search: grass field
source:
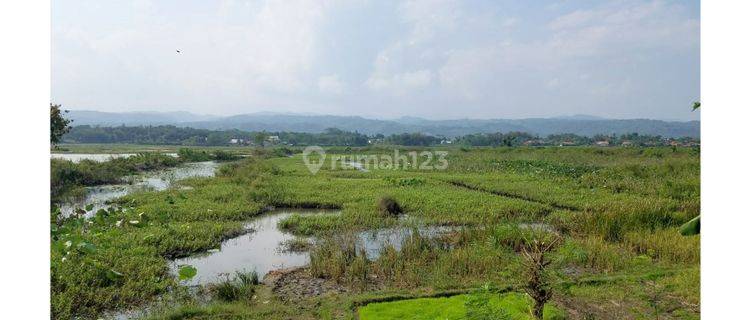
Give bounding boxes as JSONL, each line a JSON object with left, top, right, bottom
{"left": 50, "top": 145, "right": 700, "bottom": 319}
{"left": 359, "top": 292, "right": 565, "bottom": 320}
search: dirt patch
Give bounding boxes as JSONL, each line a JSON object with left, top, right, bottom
{"left": 263, "top": 267, "right": 349, "bottom": 301}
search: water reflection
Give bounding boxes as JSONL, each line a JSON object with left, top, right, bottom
{"left": 58, "top": 161, "right": 218, "bottom": 217}
{"left": 171, "top": 209, "right": 456, "bottom": 285}
{"left": 172, "top": 209, "right": 334, "bottom": 286}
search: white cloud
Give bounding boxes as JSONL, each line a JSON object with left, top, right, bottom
{"left": 546, "top": 1, "right": 699, "bottom": 58}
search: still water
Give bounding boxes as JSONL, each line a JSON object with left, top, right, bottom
{"left": 171, "top": 209, "right": 456, "bottom": 285}
{"left": 171, "top": 209, "right": 332, "bottom": 286}
{"left": 58, "top": 161, "right": 218, "bottom": 217}
{"left": 51, "top": 153, "right": 178, "bottom": 163}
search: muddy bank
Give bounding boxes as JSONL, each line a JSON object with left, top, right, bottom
{"left": 263, "top": 267, "right": 349, "bottom": 301}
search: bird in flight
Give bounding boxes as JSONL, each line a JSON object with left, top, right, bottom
{"left": 176, "top": 50, "right": 181, "bottom": 54}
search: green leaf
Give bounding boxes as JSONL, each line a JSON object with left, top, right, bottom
{"left": 85, "top": 204, "right": 94, "bottom": 211}
{"left": 680, "top": 215, "right": 700, "bottom": 236}
{"left": 178, "top": 265, "right": 197, "bottom": 281}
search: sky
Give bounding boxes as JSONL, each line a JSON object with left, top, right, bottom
{"left": 52, "top": 0, "right": 700, "bottom": 121}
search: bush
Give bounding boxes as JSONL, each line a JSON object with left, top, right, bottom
{"left": 377, "top": 195, "right": 403, "bottom": 216}
{"left": 178, "top": 148, "right": 213, "bottom": 162}
{"left": 212, "top": 150, "right": 241, "bottom": 161}
{"left": 210, "top": 271, "right": 258, "bottom": 302}
{"left": 50, "top": 153, "right": 181, "bottom": 200}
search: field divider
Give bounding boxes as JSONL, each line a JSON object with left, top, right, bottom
{"left": 437, "top": 179, "right": 580, "bottom": 212}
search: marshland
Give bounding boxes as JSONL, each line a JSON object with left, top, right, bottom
{"left": 50, "top": 144, "right": 700, "bottom": 319}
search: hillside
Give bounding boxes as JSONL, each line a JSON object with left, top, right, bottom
{"left": 67, "top": 110, "right": 700, "bottom": 138}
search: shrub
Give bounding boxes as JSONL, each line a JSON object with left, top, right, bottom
{"left": 178, "top": 148, "right": 213, "bottom": 162}
{"left": 377, "top": 195, "right": 403, "bottom": 216}
{"left": 212, "top": 150, "right": 241, "bottom": 161}
{"left": 210, "top": 271, "right": 257, "bottom": 302}
{"left": 310, "top": 234, "right": 359, "bottom": 282}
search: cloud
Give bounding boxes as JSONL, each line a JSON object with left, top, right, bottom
{"left": 53, "top": 0, "right": 336, "bottom": 110}
{"left": 52, "top": 0, "right": 700, "bottom": 120}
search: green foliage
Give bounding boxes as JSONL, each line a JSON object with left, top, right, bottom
{"left": 385, "top": 132, "right": 442, "bottom": 146}
{"left": 50, "top": 152, "right": 181, "bottom": 199}
{"left": 359, "top": 293, "right": 565, "bottom": 320}
{"left": 384, "top": 177, "right": 426, "bottom": 187}
{"left": 465, "top": 285, "right": 512, "bottom": 320}
{"left": 63, "top": 125, "right": 371, "bottom": 146}
{"left": 489, "top": 159, "right": 597, "bottom": 179}
{"left": 178, "top": 265, "right": 197, "bottom": 281}
{"left": 679, "top": 215, "right": 700, "bottom": 236}
{"left": 235, "top": 270, "right": 260, "bottom": 286}
{"left": 209, "top": 271, "right": 258, "bottom": 302}
{"left": 50, "top": 146, "right": 700, "bottom": 319}
{"left": 457, "top": 132, "right": 536, "bottom": 147}
{"left": 51, "top": 103, "right": 72, "bottom": 146}
{"left": 177, "top": 148, "right": 241, "bottom": 162}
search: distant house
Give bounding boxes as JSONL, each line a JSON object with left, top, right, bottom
{"left": 229, "top": 138, "right": 245, "bottom": 144}
{"left": 266, "top": 136, "right": 280, "bottom": 143}
{"left": 595, "top": 140, "right": 610, "bottom": 147}
{"left": 621, "top": 141, "right": 634, "bottom": 147}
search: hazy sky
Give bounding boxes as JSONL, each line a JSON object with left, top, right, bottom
{"left": 52, "top": 0, "right": 700, "bottom": 120}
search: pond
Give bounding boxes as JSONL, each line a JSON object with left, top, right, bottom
{"left": 356, "top": 225, "right": 456, "bottom": 260}
{"left": 58, "top": 161, "right": 219, "bottom": 217}
{"left": 51, "top": 153, "right": 178, "bottom": 163}
{"left": 171, "top": 209, "right": 332, "bottom": 286}
{"left": 171, "top": 209, "right": 457, "bottom": 285}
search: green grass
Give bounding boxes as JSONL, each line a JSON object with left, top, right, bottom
{"left": 358, "top": 292, "right": 565, "bottom": 320}
{"left": 50, "top": 146, "right": 700, "bottom": 319}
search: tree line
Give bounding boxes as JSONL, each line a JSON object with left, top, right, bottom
{"left": 61, "top": 124, "right": 698, "bottom": 147}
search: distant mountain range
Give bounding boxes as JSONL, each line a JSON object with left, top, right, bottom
{"left": 66, "top": 110, "right": 700, "bottom": 138}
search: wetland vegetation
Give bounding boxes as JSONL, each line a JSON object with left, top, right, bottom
{"left": 49, "top": 144, "right": 699, "bottom": 319}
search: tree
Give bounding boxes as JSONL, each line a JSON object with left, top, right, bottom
{"left": 521, "top": 237, "right": 559, "bottom": 320}
{"left": 50, "top": 103, "right": 72, "bottom": 147}
{"left": 253, "top": 132, "right": 268, "bottom": 147}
